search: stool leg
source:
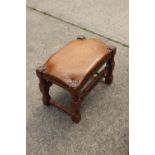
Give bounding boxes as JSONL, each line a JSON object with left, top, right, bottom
{"left": 105, "top": 46, "right": 116, "bottom": 84}
{"left": 70, "top": 93, "right": 81, "bottom": 123}
{"left": 36, "top": 69, "right": 52, "bottom": 106}
{"left": 39, "top": 80, "right": 52, "bottom": 106}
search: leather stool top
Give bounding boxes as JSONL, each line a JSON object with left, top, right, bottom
{"left": 44, "top": 38, "right": 109, "bottom": 88}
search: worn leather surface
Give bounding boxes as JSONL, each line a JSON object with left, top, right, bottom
{"left": 44, "top": 38, "right": 109, "bottom": 88}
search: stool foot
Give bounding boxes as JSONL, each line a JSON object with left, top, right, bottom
{"left": 71, "top": 114, "right": 81, "bottom": 123}
{"left": 105, "top": 75, "right": 113, "bottom": 84}
{"left": 42, "top": 98, "right": 51, "bottom": 106}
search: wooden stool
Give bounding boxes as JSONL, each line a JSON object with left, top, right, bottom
{"left": 36, "top": 37, "right": 116, "bottom": 123}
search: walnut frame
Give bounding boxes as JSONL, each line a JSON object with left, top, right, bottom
{"left": 36, "top": 45, "right": 116, "bottom": 123}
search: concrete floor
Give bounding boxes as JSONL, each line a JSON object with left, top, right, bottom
{"left": 26, "top": 1, "right": 128, "bottom": 155}
{"left": 27, "top": 0, "right": 128, "bottom": 45}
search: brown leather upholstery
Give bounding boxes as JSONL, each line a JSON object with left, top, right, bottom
{"left": 44, "top": 38, "right": 109, "bottom": 88}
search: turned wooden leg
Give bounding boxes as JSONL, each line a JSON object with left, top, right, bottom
{"left": 105, "top": 46, "right": 116, "bottom": 84}
{"left": 70, "top": 92, "right": 81, "bottom": 123}
{"left": 36, "top": 67, "right": 52, "bottom": 106}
